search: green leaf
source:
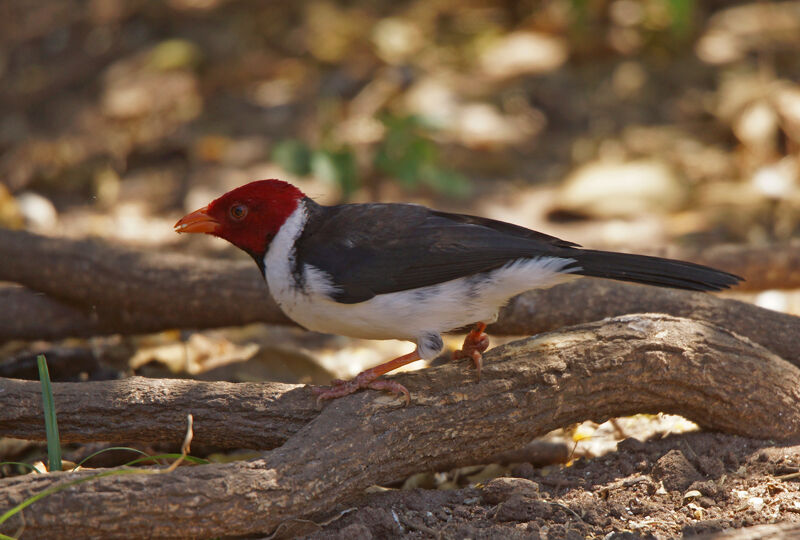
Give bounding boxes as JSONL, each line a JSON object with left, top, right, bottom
{"left": 311, "top": 149, "right": 359, "bottom": 199}
{"left": 667, "top": 0, "right": 694, "bottom": 39}
{"left": 272, "top": 139, "right": 312, "bottom": 176}
{"left": 375, "top": 114, "right": 470, "bottom": 195}
{"left": 375, "top": 117, "right": 437, "bottom": 188}
{"left": 37, "top": 355, "right": 61, "bottom": 473}
{"left": 422, "top": 167, "right": 472, "bottom": 198}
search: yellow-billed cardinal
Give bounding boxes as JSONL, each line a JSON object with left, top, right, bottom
{"left": 175, "top": 179, "right": 741, "bottom": 404}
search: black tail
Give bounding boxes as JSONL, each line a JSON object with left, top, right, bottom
{"left": 565, "top": 249, "right": 742, "bottom": 292}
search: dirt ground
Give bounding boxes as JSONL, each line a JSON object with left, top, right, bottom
{"left": 303, "top": 432, "right": 800, "bottom": 539}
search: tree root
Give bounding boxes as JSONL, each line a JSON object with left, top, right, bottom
{"left": 2, "top": 315, "right": 799, "bottom": 539}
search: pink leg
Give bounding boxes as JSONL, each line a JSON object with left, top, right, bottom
{"left": 452, "top": 322, "right": 490, "bottom": 380}
{"left": 311, "top": 349, "right": 421, "bottom": 406}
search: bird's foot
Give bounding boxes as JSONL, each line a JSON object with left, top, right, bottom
{"left": 453, "top": 322, "right": 489, "bottom": 380}
{"left": 312, "top": 371, "right": 410, "bottom": 407}
{"left": 311, "top": 349, "right": 421, "bottom": 407}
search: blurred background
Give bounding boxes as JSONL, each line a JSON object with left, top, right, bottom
{"left": 2, "top": 0, "right": 799, "bottom": 251}
{"left": 1, "top": 0, "right": 800, "bottom": 470}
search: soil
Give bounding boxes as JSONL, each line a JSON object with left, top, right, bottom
{"left": 302, "top": 432, "right": 800, "bottom": 539}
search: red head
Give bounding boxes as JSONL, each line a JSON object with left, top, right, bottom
{"left": 175, "top": 179, "right": 305, "bottom": 258}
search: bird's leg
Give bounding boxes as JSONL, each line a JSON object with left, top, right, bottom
{"left": 311, "top": 349, "right": 421, "bottom": 406}
{"left": 452, "top": 322, "right": 489, "bottom": 379}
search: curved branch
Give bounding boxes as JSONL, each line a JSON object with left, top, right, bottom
{"left": 495, "top": 278, "right": 800, "bottom": 367}
{"left": 2, "top": 315, "right": 799, "bottom": 539}
{"left": 2, "top": 230, "right": 800, "bottom": 369}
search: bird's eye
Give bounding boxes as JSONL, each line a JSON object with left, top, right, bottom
{"left": 229, "top": 204, "right": 248, "bottom": 221}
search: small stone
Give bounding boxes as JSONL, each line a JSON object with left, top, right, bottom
{"left": 652, "top": 450, "right": 703, "bottom": 492}
{"left": 482, "top": 477, "right": 540, "bottom": 504}
{"left": 683, "top": 490, "right": 702, "bottom": 501}
{"left": 696, "top": 456, "right": 726, "bottom": 478}
{"left": 510, "top": 462, "right": 535, "bottom": 479}
{"left": 494, "top": 494, "right": 552, "bottom": 522}
{"left": 697, "top": 496, "right": 716, "bottom": 508}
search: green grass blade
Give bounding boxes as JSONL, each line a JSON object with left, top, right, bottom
{"left": 73, "top": 447, "right": 152, "bottom": 471}
{"left": 123, "top": 453, "right": 209, "bottom": 467}
{"left": 73, "top": 448, "right": 209, "bottom": 471}
{"left": 36, "top": 355, "right": 61, "bottom": 472}
{"left": 0, "top": 414, "right": 200, "bottom": 531}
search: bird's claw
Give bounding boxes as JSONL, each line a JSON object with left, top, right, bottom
{"left": 453, "top": 323, "right": 489, "bottom": 380}
{"left": 312, "top": 372, "right": 410, "bottom": 407}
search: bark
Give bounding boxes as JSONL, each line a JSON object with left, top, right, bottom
{"left": 0, "top": 377, "right": 317, "bottom": 450}
{"left": 0, "top": 228, "right": 291, "bottom": 340}
{"left": 0, "top": 285, "right": 111, "bottom": 340}
{"left": 1, "top": 315, "right": 799, "bottom": 539}
{"left": 495, "top": 278, "right": 800, "bottom": 368}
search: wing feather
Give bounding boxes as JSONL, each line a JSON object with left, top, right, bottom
{"left": 296, "top": 202, "right": 567, "bottom": 303}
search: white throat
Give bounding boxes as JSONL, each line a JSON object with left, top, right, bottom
{"left": 263, "top": 202, "right": 308, "bottom": 310}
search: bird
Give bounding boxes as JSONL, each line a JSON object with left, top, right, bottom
{"left": 175, "top": 179, "right": 742, "bottom": 405}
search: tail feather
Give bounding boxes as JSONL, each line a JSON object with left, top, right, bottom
{"left": 565, "top": 250, "right": 742, "bottom": 292}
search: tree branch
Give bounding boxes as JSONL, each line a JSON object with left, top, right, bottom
{"left": 495, "top": 278, "right": 800, "bottom": 368}
{"left": 2, "top": 315, "right": 800, "bottom": 539}
{"left": 0, "top": 377, "right": 317, "bottom": 450}
{"left": 0, "top": 229, "right": 291, "bottom": 339}
{"left": 0, "top": 285, "right": 114, "bottom": 340}
{"left": 2, "top": 230, "right": 800, "bottom": 366}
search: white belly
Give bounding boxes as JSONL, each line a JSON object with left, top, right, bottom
{"left": 269, "top": 258, "right": 575, "bottom": 341}
{"left": 264, "top": 205, "right": 577, "bottom": 352}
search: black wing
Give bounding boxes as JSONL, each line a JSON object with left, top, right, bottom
{"left": 295, "top": 200, "right": 572, "bottom": 304}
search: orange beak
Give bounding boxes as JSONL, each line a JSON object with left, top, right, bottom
{"left": 174, "top": 206, "right": 220, "bottom": 234}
